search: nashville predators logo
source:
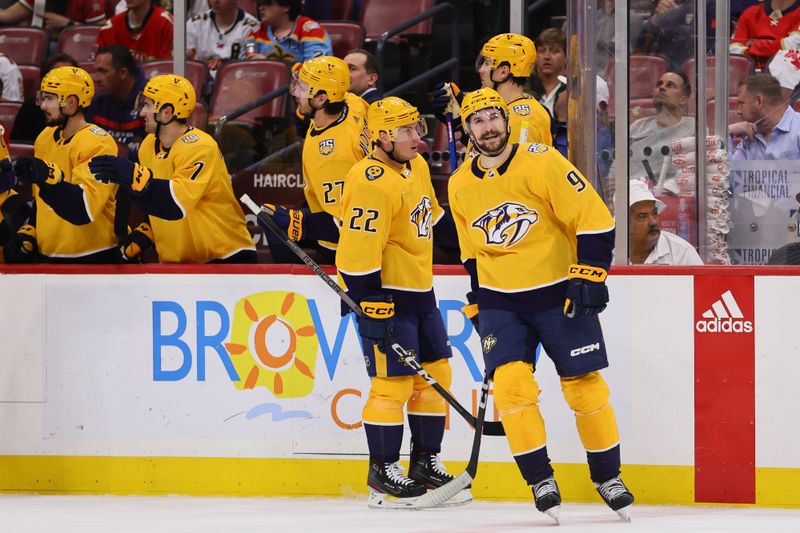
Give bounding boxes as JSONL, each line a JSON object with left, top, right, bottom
{"left": 472, "top": 201, "right": 538, "bottom": 247}
{"left": 319, "top": 138, "right": 334, "bottom": 156}
{"left": 512, "top": 104, "right": 531, "bottom": 116}
{"left": 527, "top": 143, "right": 549, "bottom": 154}
{"left": 482, "top": 334, "right": 497, "bottom": 354}
{"left": 365, "top": 165, "right": 384, "bottom": 180}
{"left": 410, "top": 196, "right": 433, "bottom": 238}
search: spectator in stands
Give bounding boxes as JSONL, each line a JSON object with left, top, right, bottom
{"left": 730, "top": 73, "right": 800, "bottom": 161}
{"left": 86, "top": 45, "right": 147, "bottom": 156}
{"left": 533, "top": 28, "right": 566, "bottom": 118}
{"left": 1, "top": 118, "right": 32, "bottom": 263}
{"left": 0, "top": 0, "right": 105, "bottom": 29}
{"left": 243, "top": 0, "right": 332, "bottom": 64}
{"left": 629, "top": 178, "right": 703, "bottom": 265}
{"left": 10, "top": 53, "right": 77, "bottom": 143}
{"left": 187, "top": 0, "right": 259, "bottom": 77}
{"left": 609, "top": 71, "right": 695, "bottom": 196}
{"left": 596, "top": 0, "right": 646, "bottom": 77}
{"left": 731, "top": 0, "right": 800, "bottom": 70}
{"left": 344, "top": 48, "right": 381, "bottom": 104}
{"left": 97, "top": 0, "right": 174, "bottom": 62}
{"left": 0, "top": 53, "right": 23, "bottom": 103}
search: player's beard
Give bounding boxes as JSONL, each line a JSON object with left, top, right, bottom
{"left": 45, "top": 113, "right": 67, "bottom": 128}
{"left": 474, "top": 129, "right": 509, "bottom": 157}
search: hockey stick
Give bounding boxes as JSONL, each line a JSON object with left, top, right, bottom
{"left": 445, "top": 112, "right": 458, "bottom": 171}
{"left": 411, "top": 374, "right": 490, "bottom": 509}
{"left": 241, "top": 194, "right": 505, "bottom": 436}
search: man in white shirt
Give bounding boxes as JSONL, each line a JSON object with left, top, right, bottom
{"left": 629, "top": 179, "right": 703, "bottom": 265}
{"left": 0, "top": 53, "right": 23, "bottom": 103}
{"left": 187, "top": 0, "right": 259, "bottom": 75}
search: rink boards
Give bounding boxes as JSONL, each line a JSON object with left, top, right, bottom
{"left": 0, "top": 265, "right": 797, "bottom": 507}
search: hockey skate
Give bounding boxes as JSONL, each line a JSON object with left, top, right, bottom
{"left": 409, "top": 452, "right": 472, "bottom": 507}
{"left": 367, "top": 460, "right": 427, "bottom": 509}
{"left": 595, "top": 476, "right": 634, "bottom": 522}
{"left": 532, "top": 476, "right": 561, "bottom": 524}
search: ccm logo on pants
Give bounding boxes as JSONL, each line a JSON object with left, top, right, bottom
{"left": 570, "top": 343, "right": 600, "bottom": 357}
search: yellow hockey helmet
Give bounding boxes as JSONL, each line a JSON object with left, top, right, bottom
{"left": 141, "top": 74, "right": 197, "bottom": 119}
{"left": 39, "top": 66, "right": 94, "bottom": 108}
{"left": 460, "top": 87, "right": 508, "bottom": 131}
{"left": 480, "top": 33, "right": 536, "bottom": 77}
{"left": 368, "top": 96, "right": 427, "bottom": 142}
{"left": 295, "top": 56, "right": 349, "bottom": 103}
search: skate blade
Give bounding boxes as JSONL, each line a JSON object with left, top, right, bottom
{"left": 615, "top": 504, "right": 632, "bottom": 522}
{"left": 543, "top": 504, "right": 561, "bottom": 524}
{"left": 433, "top": 489, "right": 473, "bottom": 508}
{"left": 367, "top": 491, "right": 422, "bottom": 510}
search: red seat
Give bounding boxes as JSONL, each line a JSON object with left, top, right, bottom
{"left": 8, "top": 143, "right": 35, "bottom": 160}
{"left": 606, "top": 54, "right": 668, "bottom": 118}
{"left": 360, "top": 0, "right": 434, "bottom": 40}
{"left": 140, "top": 60, "right": 208, "bottom": 96}
{"left": 240, "top": 0, "right": 258, "bottom": 17}
{"left": 321, "top": 21, "right": 365, "bottom": 58}
{"left": 18, "top": 65, "right": 41, "bottom": 100}
{"left": 209, "top": 60, "right": 289, "bottom": 126}
{"left": 706, "top": 97, "right": 742, "bottom": 134}
{"left": 188, "top": 101, "right": 207, "bottom": 130}
{"left": 0, "top": 102, "right": 21, "bottom": 134}
{"left": 57, "top": 25, "right": 102, "bottom": 63}
{"left": 684, "top": 55, "right": 753, "bottom": 98}
{"left": 0, "top": 28, "right": 47, "bottom": 66}
{"left": 331, "top": 0, "right": 354, "bottom": 20}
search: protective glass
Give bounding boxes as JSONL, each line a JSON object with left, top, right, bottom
{"left": 133, "top": 92, "right": 152, "bottom": 115}
{"left": 35, "top": 91, "right": 58, "bottom": 106}
{"left": 290, "top": 70, "right": 311, "bottom": 99}
{"left": 393, "top": 118, "right": 427, "bottom": 141}
{"left": 475, "top": 54, "right": 488, "bottom": 72}
{"left": 466, "top": 108, "right": 506, "bottom": 129}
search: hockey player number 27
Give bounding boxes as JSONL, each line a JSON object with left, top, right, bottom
{"left": 349, "top": 207, "right": 379, "bottom": 233}
{"left": 566, "top": 170, "right": 586, "bottom": 193}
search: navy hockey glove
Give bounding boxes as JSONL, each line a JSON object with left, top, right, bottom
{"left": 0, "top": 159, "right": 16, "bottom": 193}
{"left": 564, "top": 263, "right": 609, "bottom": 318}
{"left": 260, "top": 203, "right": 305, "bottom": 241}
{"left": 13, "top": 157, "right": 64, "bottom": 186}
{"left": 89, "top": 156, "right": 153, "bottom": 195}
{"left": 461, "top": 291, "right": 479, "bottom": 333}
{"left": 117, "top": 222, "right": 155, "bottom": 263}
{"left": 5, "top": 224, "right": 39, "bottom": 263}
{"left": 357, "top": 294, "right": 396, "bottom": 350}
{"left": 431, "top": 82, "right": 463, "bottom": 123}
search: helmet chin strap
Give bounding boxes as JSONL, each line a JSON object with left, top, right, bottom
{"left": 154, "top": 105, "right": 176, "bottom": 137}
{"left": 490, "top": 68, "right": 511, "bottom": 91}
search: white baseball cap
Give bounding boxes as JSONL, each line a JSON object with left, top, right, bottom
{"left": 629, "top": 178, "right": 666, "bottom": 213}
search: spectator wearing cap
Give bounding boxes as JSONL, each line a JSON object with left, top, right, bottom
{"left": 629, "top": 179, "right": 703, "bottom": 265}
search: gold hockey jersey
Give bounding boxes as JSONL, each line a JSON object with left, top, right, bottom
{"left": 336, "top": 154, "right": 444, "bottom": 311}
{"left": 34, "top": 124, "right": 119, "bottom": 258}
{"left": 302, "top": 92, "right": 370, "bottom": 249}
{"left": 506, "top": 93, "right": 552, "bottom": 145}
{"left": 449, "top": 143, "right": 615, "bottom": 312}
{"left": 138, "top": 127, "right": 255, "bottom": 263}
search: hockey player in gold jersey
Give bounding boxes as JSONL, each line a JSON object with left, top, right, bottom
{"left": 0, "top": 121, "right": 31, "bottom": 263}
{"left": 259, "top": 56, "right": 369, "bottom": 264}
{"left": 6, "top": 67, "right": 121, "bottom": 263}
{"left": 336, "top": 97, "right": 469, "bottom": 509}
{"left": 449, "top": 88, "right": 633, "bottom": 522}
{"left": 433, "top": 33, "right": 552, "bottom": 149}
{"left": 89, "top": 75, "right": 256, "bottom": 263}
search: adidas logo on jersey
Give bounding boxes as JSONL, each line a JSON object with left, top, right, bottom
{"left": 472, "top": 201, "right": 538, "bottom": 247}
{"left": 695, "top": 290, "right": 753, "bottom": 333}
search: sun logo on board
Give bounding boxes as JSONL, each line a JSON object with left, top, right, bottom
{"left": 225, "top": 291, "right": 318, "bottom": 398}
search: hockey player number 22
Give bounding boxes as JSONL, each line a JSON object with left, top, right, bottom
{"left": 566, "top": 170, "right": 586, "bottom": 193}
{"left": 349, "top": 207, "right": 379, "bottom": 233}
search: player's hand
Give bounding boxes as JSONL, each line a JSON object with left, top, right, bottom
{"left": 461, "top": 291, "right": 479, "bottom": 332}
{"left": 564, "top": 263, "right": 609, "bottom": 318}
{"left": 260, "top": 203, "right": 305, "bottom": 241}
{"left": 13, "top": 157, "right": 64, "bottom": 186}
{"left": 117, "top": 222, "right": 155, "bottom": 263}
{"left": 431, "top": 82, "right": 463, "bottom": 123}
{"left": 357, "top": 294, "right": 396, "bottom": 349}
{"left": 5, "top": 224, "right": 39, "bottom": 263}
{"left": 89, "top": 156, "right": 153, "bottom": 194}
{"left": 0, "top": 159, "right": 16, "bottom": 193}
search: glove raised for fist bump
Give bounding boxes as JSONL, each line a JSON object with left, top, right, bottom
{"left": 0, "top": 159, "right": 16, "bottom": 193}
{"left": 117, "top": 222, "right": 155, "bottom": 263}
{"left": 259, "top": 203, "right": 305, "bottom": 241}
{"left": 431, "top": 82, "right": 463, "bottom": 123}
{"left": 13, "top": 157, "right": 64, "bottom": 186}
{"left": 89, "top": 155, "right": 153, "bottom": 194}
{"left": 357, "top": 294, "right": 396, "bottom": 350}
{"left": 461, "top": 290, "right": 479, "bottom": 332}
{"left": 563, "top": 263, "right": 609, "bottom": 318}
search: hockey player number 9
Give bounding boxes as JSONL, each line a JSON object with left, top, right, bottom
{"left": 566, "top": 170, "right": 586, "bottom": 193}
{"left": 349, "top": 207, "right": 379, "bottom": 233}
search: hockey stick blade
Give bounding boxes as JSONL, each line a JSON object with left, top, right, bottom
{"left": 412, "top": 376, "right": 490, "bottom": 509}
{"left": 240, "top": 195, "right": 504, "bottom": 436}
